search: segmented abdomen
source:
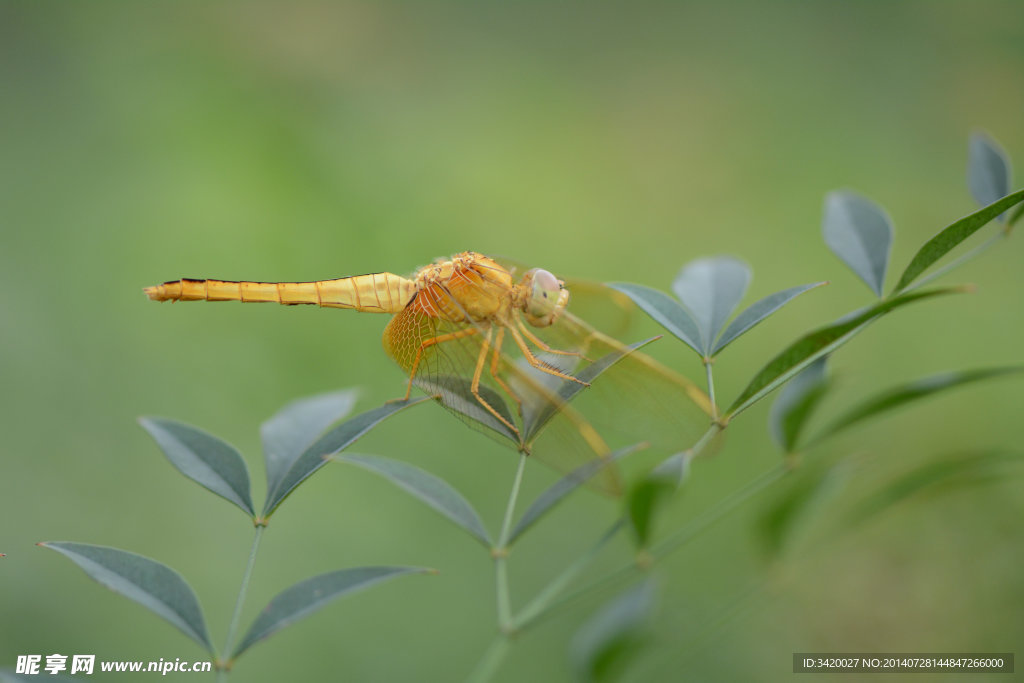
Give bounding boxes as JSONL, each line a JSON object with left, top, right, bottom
{"left": 144, "top": 273, "right": 415, "bottom": 313}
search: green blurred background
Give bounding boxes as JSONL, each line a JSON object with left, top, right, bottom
{"left": 2, "top": 2, "right": 1022, "bottom": 681}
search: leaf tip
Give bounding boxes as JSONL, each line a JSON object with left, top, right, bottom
{"left": 822, "top": 189, "right": 844, "bottom": 206}
{"left": 822, "top": 190, "right": 893, "bottom": 296}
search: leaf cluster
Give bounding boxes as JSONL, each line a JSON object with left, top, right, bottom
{"left": 40, "top": 393, "right": 433, "bottom": 669}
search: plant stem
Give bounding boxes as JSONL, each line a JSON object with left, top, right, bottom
{"left": 498, "top": 452, "right": 528, "bottom": 547}
{"left": 495, "top": 558, "right": 511, "bottom": 630}
{"left": 528, "top": 454, "right": 783, "bottom": 626}
{"left": 689, "top": 422, "right": 722, "bottom": 459}
{"left": 495, "top": 452, "right": 527, "bottom": 629}
{"left": 650, "top": 579, "right": 768, "bottom": 678}
{"left": 704, "top": 358, "right": 718, "bottom": 420}
{"left": 219, "top": 525, "right": 264, "bottom": 674}
{"left": 906, "top": 230, "right": 1006, "bottom": 292}
{"left": 513, "top": 519, "right": 624, "bottom": 631}
{"left": 469, "top": 452, "right": 528, "bottom": 682}
{"left": 652, "top": 463, "right": 786, "bottom": 559}
{"left": 465, "top": 635, "right": 511, "bottom": 683}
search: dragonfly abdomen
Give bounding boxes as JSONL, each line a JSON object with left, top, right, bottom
{"left": 144, "top": 274, "right": 415, "bottom": 313}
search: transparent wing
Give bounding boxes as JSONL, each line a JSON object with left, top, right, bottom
{"left": 383, "top": 283, "right": 627, "bottom": 493}
{"left": 521, "top": 311, "right": 715, "bottom": 457}
{"left": 495, "top": 256, "right": 716, "bottom": 454}
{"left": 382, "top": 278, "right": 715, "bottom": 496}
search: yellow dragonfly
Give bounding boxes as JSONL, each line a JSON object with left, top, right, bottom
{"left": 145, "top": 251, "right": 713, "bottom": 494}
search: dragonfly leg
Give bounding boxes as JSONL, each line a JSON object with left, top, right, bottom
{"left": 403, "top": 326, "right": 479, "bottom": 400}
{"left": 508, "top": 325, "right": 589, "bottom": 386}
{"left": 488, "top": 327, "right": 524, "bottom": 419}
{"left": 472, "top": 327, "right": 520, "bottom": 437}
{"left": 516, "top": 318, "right": 592, "bottom": 362}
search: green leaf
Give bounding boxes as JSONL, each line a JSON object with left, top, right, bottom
{"left": 968, "top": 132, "right": 1011, "bottom": 212}
{"left": 712, "top": 282, "right": 827, "bottom": 356}
{"left": 262, "top": 397, "right": 430, "bottom": 518}
{"left": 768, "top": 357, "right": 830, "bottom": 453}
{"left": 605, "top": 283, "right": 702, "bottom": 356}
{"left": 845, "top": 451, "right": 1024, "bottom": 528}
{"left": 651, "top": 451, "right": 689, "bottom": 485}
{"left": 417, "top": 375, "right": 518, "bottom": 443}
{"left": 512, "top": 521, "right": 625, "bottom": 632}
{"left": 626, "top": 457, "right": 688, "bottom": 549}
{"left": 232, "top": 566, "right": 433, "bottom": 659}
{"left": 892, "top": 189, "right": 1024, "bottom": 293}
{"left": 570, "top": 580, "right": 657, "bottom": 683}
{"left": 509, "top": 445, "right": 642, "bottom": 544}
{"left": 39, "top": 542, "right": 213, "bottom": 652}
{"left": 726, "top": 287, "right": 961, "bottom": 419}
{"left": 138, "top": 417, "right": 254, "bottom": 517}
{"left": 902, "top": 230, "right": 1007, "bottom": 292}
{"left": 811, "top": 367, "right": 1023, "bottom": 445}
{"left": 760, "top": 462, "right": 850, "bottom": 559}
{"left": 671, "top": 257, "right": 751, "bottom": 354}
{"left": 261, "top": 389, "right": 358, "bottom": 495}
{"left": 823, "top": 191, "right": 893, "bottom": 297}
{"left": 329, "top": 453, "right": 491, "bottom": 547}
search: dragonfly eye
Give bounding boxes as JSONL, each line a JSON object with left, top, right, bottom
{"left": 523, "top": 268, "right": 568, "bottom": 327}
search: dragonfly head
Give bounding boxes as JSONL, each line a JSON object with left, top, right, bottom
{"left": 521, "top": 268, "right": 569, "bottom": 327}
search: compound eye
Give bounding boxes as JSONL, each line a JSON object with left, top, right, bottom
{"left": 528, "top": 269, "right": 561, "bottom": 317}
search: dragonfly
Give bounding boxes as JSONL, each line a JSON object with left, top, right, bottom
{"left": 145, "top": 251, "right": 713, "bottom": 494}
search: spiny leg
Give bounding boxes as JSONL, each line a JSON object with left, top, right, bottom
{"left": 556, "top": 313, "right": 606, "bottom": 359}
{"left": 508, "top": 325, "right": 589, "bottom": 386}
{"left": 488, "top": 327, "right": 524, "bottom": 418}
{"left": 403, "top": 326, "right": 479, "bottom": 400}
{"left": 516, "top": 317, "right": 592, "bottom": 363}
{"left": 471, "top": 327, "right": 520, "bottom": 437}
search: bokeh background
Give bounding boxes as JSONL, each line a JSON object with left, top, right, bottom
{"left": 2, "top": 2, "right": 1022, "bottom": 681}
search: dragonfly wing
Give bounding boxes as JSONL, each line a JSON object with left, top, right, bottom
{"left": 489, "top": 257, "right": 715, "bottom": 462}
{"left": 383, "top": 297, "right": 519, "bottom": 443}
{"left": 380, "top": 275, "right": 710, "bottom": 496}
{"left": 416, "top": 373, "right": 519, "bottom": 441}
{"left": 382, "top": 284, "right": 625, "bottom": 494}
{"left": 488, "top": 311, "right": 714, "bottom": 494}
{"left": 509, "top": 339, "right": 654, "bottom": 444}
{"left": 522, "top": 311, "right": 715, "bottom": 463}
{"left": 503, "top": 351, "right": 625, "bottom": 495}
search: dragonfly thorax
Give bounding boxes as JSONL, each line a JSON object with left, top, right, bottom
{"left": 412, "top": 251, "right": 514, "bottom": 323}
